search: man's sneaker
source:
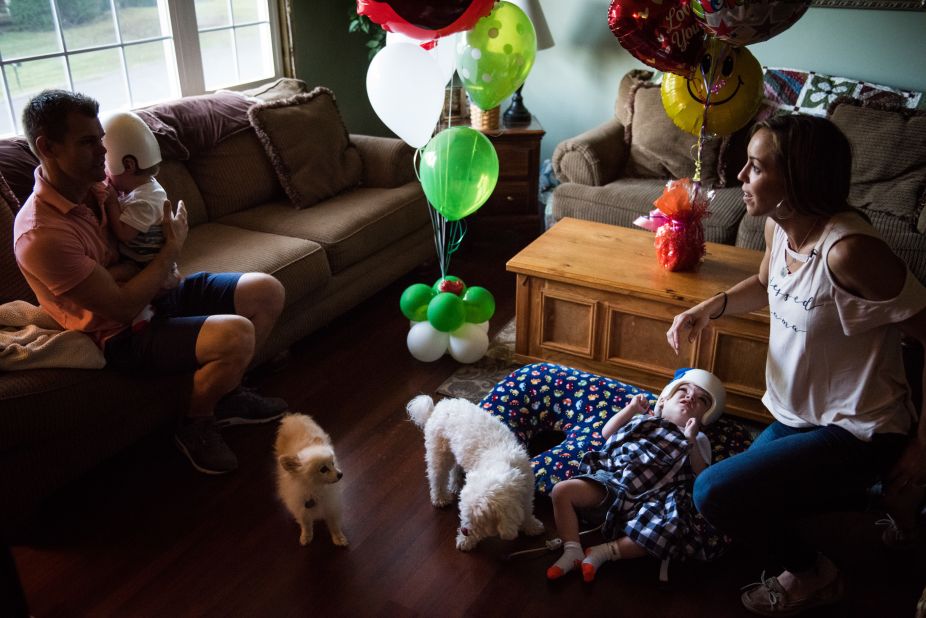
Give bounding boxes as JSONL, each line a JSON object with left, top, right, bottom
{"left": 174, "top": 417, "right": 238, "bottom": 474}
{"left": 214, "top": 386, "right": 288, "bottom": 427}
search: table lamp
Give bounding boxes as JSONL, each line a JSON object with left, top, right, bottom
{"left": 503, "top": 0, "right": 555, "bottom": 127}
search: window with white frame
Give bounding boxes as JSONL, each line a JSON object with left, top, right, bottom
{"left": 0, "top": 0, "right": 283, "bottom": 137}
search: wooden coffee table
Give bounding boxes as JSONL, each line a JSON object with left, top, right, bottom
{"left": 506, "top": 217, "right": 771, "bottom": 423}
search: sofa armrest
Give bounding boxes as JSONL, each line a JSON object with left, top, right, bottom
{"left": 552, "top": 119, "right": 628, "bottom": 186}
{"left": 351, "top": 134, "right": 417, "bottom": 188}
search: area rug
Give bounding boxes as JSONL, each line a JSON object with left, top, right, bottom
{"left": 436, "top": 318, "right": 760, "bottom": 462}
{"left": 436, "top": 317, "right": 520, "bottom": 402}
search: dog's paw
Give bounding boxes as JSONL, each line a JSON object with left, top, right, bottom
{"left": 299, "top": 530, "right": 314, "bottom": 546}
{"left": 431, "top": 493, "right": 454, "bottom": 508}
{"left": 330, "top": 531, "right": 349, "bottom": 547}
{"left": 523, "top": 516, "right": 545, "bottom": 536}
{"left": 455, "top": 533, "right": 477, "bottom": 551}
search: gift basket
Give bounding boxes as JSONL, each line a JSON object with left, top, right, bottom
{"left": 634, "top": 177, "right": 711, "bottom": 272}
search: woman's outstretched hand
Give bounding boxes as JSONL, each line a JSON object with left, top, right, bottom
{"left": 666, "top": 307, "right": 711, "bottom": 354}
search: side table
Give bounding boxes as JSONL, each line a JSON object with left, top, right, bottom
{"left": 476, "top": 118, "right": 545, "bottom": 221}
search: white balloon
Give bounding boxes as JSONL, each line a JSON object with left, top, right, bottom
{"left": 385, "top": 32, "right": 412, "bottom": 45}
{"left": 407, "top": 321, "right": 450, "bottom": 362}
{"left": 474, "top": 320, "right": 490, "bottom": 333}
{"left": 385, "top": 32, "right": 457, "bottom": 86}
{"left": 448, "top": 322, "right": 489, "bottom": 364}
{"left": 431, "top": 33, "right": 459, "bottom": 86}
{"left": 366, "top": 43, "right": 445, "bottom": 148}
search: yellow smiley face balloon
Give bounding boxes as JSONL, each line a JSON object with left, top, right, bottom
{"left": 661, "top": 40, "right": 763, "bottom": 137}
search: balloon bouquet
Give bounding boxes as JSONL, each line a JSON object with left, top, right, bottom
{"left": 360, "top": 0, "right": 538, "bottom": 362}
{"left": 611, "top": 0, "right": 809, "bottom": 271}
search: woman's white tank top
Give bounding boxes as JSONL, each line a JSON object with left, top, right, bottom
{"left": 762, "top": 211, "right": 925, "bottom": 440}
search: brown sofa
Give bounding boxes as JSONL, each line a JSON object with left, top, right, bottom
{"left": 0, "top": 79, "right": 432, "bottom": 531}
{"left": 551, "top": 70, "right": 926, "bottom": 282}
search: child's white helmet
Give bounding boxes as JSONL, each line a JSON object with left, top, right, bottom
{"left": 658, "top": 368, "right": 726, "bottom": 425}
{"left": 101, "top": 111, "right": 161, "bottom": 175}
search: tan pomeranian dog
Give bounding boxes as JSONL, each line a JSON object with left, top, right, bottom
{"left": 275, "top": 413, "right": 348, "bottom": 546}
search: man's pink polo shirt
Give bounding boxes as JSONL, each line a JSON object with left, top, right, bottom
{"left": 13, "top": 167, "right": 127, "bottom": 346}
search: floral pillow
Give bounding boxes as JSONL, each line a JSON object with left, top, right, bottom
{"left": 759, "top": 67, "right": 924, "bottom": 120}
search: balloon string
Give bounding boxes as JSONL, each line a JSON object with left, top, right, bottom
{"left": 692, "top": 39, "right": 721, "bottom": 185}
{"left": 415, "top": 147, "right": 449, "bottom": 278}
{"left": 447, "top": 219, "right": 466, "bottom": 258}
{"left": 412, "top": 121, "right": 468, "bottom": 279}
{"left": 445, "top": 80, "right": 453, "bottom": 130}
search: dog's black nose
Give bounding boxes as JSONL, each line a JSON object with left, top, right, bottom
{"left": 336, "top": 471, "right": 343, "bottom": 480}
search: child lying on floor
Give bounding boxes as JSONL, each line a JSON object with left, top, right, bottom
{"left": 546, "top": 368, "right": 727, "bottom": 581}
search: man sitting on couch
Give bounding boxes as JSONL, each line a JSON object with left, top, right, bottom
{"left": 13, "top": 89, "right": 287, "bottom": 475}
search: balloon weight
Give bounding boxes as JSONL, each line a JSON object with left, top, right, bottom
{"left": 462, "top": 286, "right": 495, "bottom": 323}
{"left": 427, "top": 292, "right": 466, "bottom": 332}
{"left": 400, "top": 283, "right": 435, "bottom": 321}
{"left": 448, "top": 322, "right": 490, "bottom": 363}
{"left": 407, "top": 321, "right": 450, "bottom": 362}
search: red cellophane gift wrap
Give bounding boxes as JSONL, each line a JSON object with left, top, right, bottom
{"left": 645, "top": 178, "right": 711, "bottom": 272}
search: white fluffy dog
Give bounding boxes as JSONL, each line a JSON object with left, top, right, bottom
{"left": 275, "top": 413, "right": 348, "bottom": 547}
{"left": 407, "top": 395, "right": 543, "bottom": 551}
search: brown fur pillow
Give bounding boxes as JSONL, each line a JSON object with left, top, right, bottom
{"left": 248, "top": 88, "right": 362, "bottom": 209}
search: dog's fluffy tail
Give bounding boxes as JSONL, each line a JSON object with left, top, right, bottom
{"left": 406, "top": 394, "right": 435, "bottom": 428}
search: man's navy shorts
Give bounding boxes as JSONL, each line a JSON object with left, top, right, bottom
{"left": 103, "top": 272, "right": 242, "bottom": 372}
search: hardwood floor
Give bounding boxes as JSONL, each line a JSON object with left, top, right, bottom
{"left": 9, "top": 221, "right": 926, "bottom": 617}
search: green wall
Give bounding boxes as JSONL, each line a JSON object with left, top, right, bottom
{"left": 291, "top": 2, "right": 926, "bottom": 162}
{"left": 289, "top": 2, "right": 388, "bottom": 136}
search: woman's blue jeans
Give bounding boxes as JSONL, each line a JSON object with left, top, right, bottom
{"left": 693, "top": 421, "right": 905, "bottom": 572}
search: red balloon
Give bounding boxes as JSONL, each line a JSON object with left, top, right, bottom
{"left": 357, "top": 0, "right": 496, "bottom": 42}
{"left": 692, "top": 0, "right": 810, "bottom": 47}
{"left": 608, "top": 0, "right": 705, "bottom": 78}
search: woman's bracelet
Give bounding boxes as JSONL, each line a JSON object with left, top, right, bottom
{"left": 708, "top": 291, "right": 728, "bottom": 320}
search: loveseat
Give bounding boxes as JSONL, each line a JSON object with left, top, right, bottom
{"left": 0, "top": 78, "right": 432, "bottom": 531}
{"left": 551, "top": 69, "right": 926, "bottom": 282}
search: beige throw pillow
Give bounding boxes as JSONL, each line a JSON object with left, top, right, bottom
{"left": 248, "top": 88, "right": 363, "bottom": 209}
{"left": 623, "top": 83, "right": 724, "bottom": 188}
{"left": 827, "top": 97, "right": 926, "bottom": 230}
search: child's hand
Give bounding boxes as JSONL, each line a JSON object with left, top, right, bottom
{"left": 683, "top": 417, "right": 701, "bottom": 441}
{"left": 161, "top": 199, "right": 188, "bottom": 257}
{"left": 625, "top": 393, "right": 650, "bottom": 416}
{"left": 162, "top": 262, "right": 181, "bottom": 290}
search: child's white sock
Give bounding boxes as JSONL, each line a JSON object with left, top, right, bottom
{"left": 546, "top": 541, "right": 584, "bottom": 580}
{"left": 581, "top": 540, "right": 621, "bottom": 582}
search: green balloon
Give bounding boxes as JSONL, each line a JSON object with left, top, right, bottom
{"left": 456, "top": 1, "right": 537, "bottom": 111}
{"left": 462, "top": 286, "right": 496, "bottom": 323}
{"left": 427, "top": 292, "right": 466, "bottom": 333}
{"left": 400, "top": 283, "right": 434, "bottom": 321}
{"left": 420, "top": 127, "right": 499, "bottom": 221}
{"left": 432, "top": 275, "right": 467, "bottom": 296}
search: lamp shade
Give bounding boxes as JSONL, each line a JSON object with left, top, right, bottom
{"left": 507, "top": 0, "right": 554, "bottom": 50}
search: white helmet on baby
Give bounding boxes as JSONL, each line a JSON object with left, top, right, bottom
{"left": 101, "top": 111, "right": 161, "bottom": 175}
{"left": 658, "top": 368, "right": 726, "bottom": 425}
